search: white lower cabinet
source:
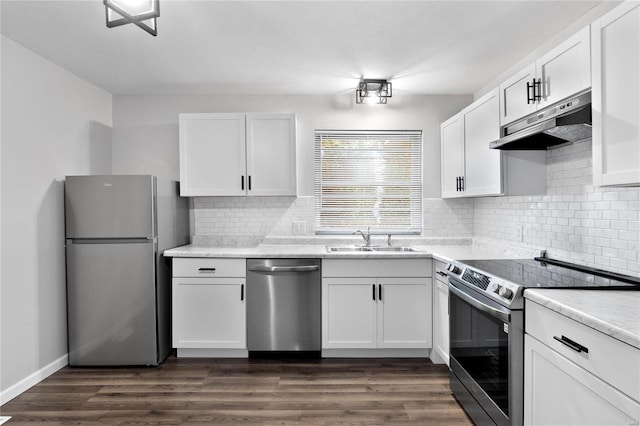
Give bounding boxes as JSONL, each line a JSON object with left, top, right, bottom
{"left": 524, "top": 300, "right": 640, "bottom": 425}
{"left": 172, "top": 258, "right": 247, "bottom": 356}
{"left": 322, "top": 259, "right": 432, "bottom": 354}
{"left": 431, "top": 260, "right": 449, "bottom": 365}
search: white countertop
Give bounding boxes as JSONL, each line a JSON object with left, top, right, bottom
{"left": 525, "top": 289, "right": 640, "bottom": 350}
{"left": 163, "top": 243, "right": 522, "bottom": 261}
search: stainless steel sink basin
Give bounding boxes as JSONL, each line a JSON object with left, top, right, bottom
{"left": 326, "top": 246, "right": 373, "bottom": 252}
{"left": 326, "top": 245, "right": 418, "bottom": 253}
{"left": 371, "top": 246, "right": 418, "bottom": 252}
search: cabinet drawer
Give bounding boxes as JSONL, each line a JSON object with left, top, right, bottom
{"left": 526, "top": 300, "right": 640, "bottom": 401}
{"left": 434, "top": 260, "right": 448, "bottom": 284}
{"left": 323, "top": 259, "right": 432, "bottom": 278}
{"left": 173, "top": 258, "right": 246, "bottom": 277}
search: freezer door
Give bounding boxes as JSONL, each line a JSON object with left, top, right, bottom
{"left": 66, "top": 239, "right": 158, "bottom": 366}
{"left": 65, "top": 175, "right": 155, "bottom": 238}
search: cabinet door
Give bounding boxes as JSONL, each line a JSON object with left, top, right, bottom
{"left": 377, "top": 278, "right": 431, "bottom": 349}
{"left": 462, "top": 88, "right": 503, "bottom": 197}
{"left": 179, "top": 113, "right": 246, "bottom": 196}
{"left": 172, "top": 277, "right": 246, "bottom": 349}
{"left": 592, "top": 2, "right": 640, "bottom": 186}
{"left": 245, "top": 113, "right": 297, "bottom": 196}
{"left": 322, "top": 278, "right": 376, "bottom": 349}
{"left": 524, "top": 335, "right": 640, "bottom": 426}
{"left": 537, "top": 26, "right": 591, "bottom": 108}
{"left": 499, "top": 64, "right": 537, "bottom": 126}
{"left": 433, "top": 279, "right": 450, "bottom": 366}
{"left": 441, "top": 114, "right": 465, "bottom": 198}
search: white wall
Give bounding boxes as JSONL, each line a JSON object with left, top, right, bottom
{"left": 112, "top": 94, "right": 472, "bottom": 197}
{"left": 0, "top": 36, "right": 112, "bottom": 402}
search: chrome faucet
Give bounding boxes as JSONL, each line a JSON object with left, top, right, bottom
{"left": 353, "top": 226, "right": 371, "bottom": 247}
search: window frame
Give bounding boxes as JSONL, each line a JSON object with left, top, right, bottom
{"left": 314, "top": 129, "right": 423, "bottom": 236}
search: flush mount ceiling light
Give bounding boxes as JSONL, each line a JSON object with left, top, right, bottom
{"left": 356, "top": 79, "right": 392, "bottom": 104}
{"left": 104, "top": 0, "right": 160, "bottom": 36}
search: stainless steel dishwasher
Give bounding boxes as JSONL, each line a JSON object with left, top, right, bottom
{"left": 246, "top": 259, "right": 321, "bottom": 357}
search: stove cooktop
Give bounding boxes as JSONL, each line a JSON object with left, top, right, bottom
{"left": 457, "top": 257, "right": 640, "bottom": 290}
{"left": 446, "top": 256, "right": 639, "bottom": 310}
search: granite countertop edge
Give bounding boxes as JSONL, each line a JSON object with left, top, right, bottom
{"left": 524, "top": 289, "right": 640, "bottom": 350}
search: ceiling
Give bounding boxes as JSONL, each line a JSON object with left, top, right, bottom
{"left": 1, "top": 0, "right": 604, "bottom": 96}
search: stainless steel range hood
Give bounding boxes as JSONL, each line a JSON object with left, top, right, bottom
{"left": 490, "top": 91, "right": 592, "bottom": 150}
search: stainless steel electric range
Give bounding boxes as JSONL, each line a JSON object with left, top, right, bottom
{"left": 444, "top": 252, "right": 640, "bottom": 426}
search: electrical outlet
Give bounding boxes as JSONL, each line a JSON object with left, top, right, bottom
{"left": 516, "top": 225, "right": 523, "bottom": 242}
{"left": 292, "top": 221, "right": 306, "bottom": 235}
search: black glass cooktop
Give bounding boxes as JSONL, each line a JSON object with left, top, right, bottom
{"left": 458, "top": 257, "right": 640, "bottom": 290}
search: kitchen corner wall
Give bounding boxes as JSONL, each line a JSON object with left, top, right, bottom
{"left": 475, "top": 139, "right": 639, "bottom": 276}
{"left": 1, "top": 36, "right": 113, "bottom": 401}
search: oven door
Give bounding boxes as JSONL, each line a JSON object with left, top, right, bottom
{"left": 448, "top": 277, "right": 523, "bottom": 426}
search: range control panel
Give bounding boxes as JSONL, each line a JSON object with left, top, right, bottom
{"left": 446, "top": 261, "right": 523, "bottom": 307}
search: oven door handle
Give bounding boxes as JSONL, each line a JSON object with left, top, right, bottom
{"left": 449, "top": 283, "right": 511, "bottom": 322}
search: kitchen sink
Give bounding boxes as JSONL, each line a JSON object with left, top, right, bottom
{"left": 326, "top": 245, "right": 418, "bottom": 253}
{"left": 370, "top": 246, "right": 418, "bottom": 252}
{"left": 326, "top": 246, "right": 373, "bottom": 252}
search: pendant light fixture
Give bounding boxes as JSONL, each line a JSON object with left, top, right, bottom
{"left": 104, "top": 0, "right": 160, "bottom": 36}
{"left": 356, "top": 79, "right": 392, "bottom": 104}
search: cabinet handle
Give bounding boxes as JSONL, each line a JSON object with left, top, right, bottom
{"left": 378, "top": 284, "right": 382, "bottom": 301}
{"left": 436, "top": 271, "right": 448, "bottom": 277}
{"left": 241, "top": 176, "right": 245, "bottom": 190}
{"left": 553, "top": 335, "right": 589, "bottom": 354}
{"left": 198, "top": 268, "right": 216, "bottom": 273}
{"left": 456, "top": 177, "right": 460, "bottom": 191}
{"left": 534, "top": 78, "right": 542, "bottom": 102}
{"left": 460, "top": 176, "right": 464, "bottom": 191}
{"left": 241, "top": 284, "right": 244, "bottom": 301}
{"left": 372, "top": 284, "right": 376, "bottom": 301}
{"left": 248, "top": 175, "right": 252, "bottom": 191}
{"left": 527, "top": 78, "right": 542, "bottom": 104}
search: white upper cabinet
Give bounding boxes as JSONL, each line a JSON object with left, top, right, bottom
{"left": 462, "top": 89, "right": 503, "bottom": 197}
{"left": 179, "top": 113, "right": 297, "bottom": 197}
{"left": 441, "top": 89, "right": 504, "bottom": 198}
{"left": 499, "top": 26, "right": 591, "bottom": 126}
{"left": 245, "top": 114, "right": 297, "bottom": 196}
{"left": 499, "top": 64, "right": 538, "bottom": 126}
{"left": 440, "top": 114, "right": 465, "bottom": 198}
{"left": 441, "top": 88, "right": 546, "bottom": 199}
{"left": 537, "top": 26, "right": 591, "bottom": 108}
{"left": 179, "top": 113, "right": 246, "bottom": 197}
{"left": 592, "top": 1, "right": 640, "bottom": 187}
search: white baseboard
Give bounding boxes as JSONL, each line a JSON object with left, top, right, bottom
{"left": 176, "top": 348, "right": 248, "bottom": 358}
{"left": 321, "top": 348, "right": 429, "bottom": 358}
{"left": 0, "top": 354, "right": 68, "bottom": 405}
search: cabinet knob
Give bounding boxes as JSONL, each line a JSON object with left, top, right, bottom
{"left": 446, "top": 263, "right": 461, "bottom": 274}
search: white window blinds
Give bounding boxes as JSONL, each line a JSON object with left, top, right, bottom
{"left": 314, "top": 130, "right": 423, "bottom": 235}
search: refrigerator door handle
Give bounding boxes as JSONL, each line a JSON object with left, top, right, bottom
{"left": 67, "top": 238, "right": 154, "bottom": 245}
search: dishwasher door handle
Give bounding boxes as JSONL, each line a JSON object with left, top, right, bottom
{"left": 248, "top": 265, "right": 320, "bottom": 273}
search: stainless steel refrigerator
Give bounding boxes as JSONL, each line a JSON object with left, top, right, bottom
{"left": 65, "top": 175, "right": 188, "bottom": 366}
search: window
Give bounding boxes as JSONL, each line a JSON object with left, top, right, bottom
{"left": 314, "top": 130, "right": 422, "bottom": 235}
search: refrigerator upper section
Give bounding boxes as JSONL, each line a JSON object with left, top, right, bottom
{"left": 65, "top": 175, "right": 156, "bottom": 239}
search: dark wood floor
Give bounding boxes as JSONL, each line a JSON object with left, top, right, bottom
{"left": 1, "top": 356, "right": 472, "bottom": 425}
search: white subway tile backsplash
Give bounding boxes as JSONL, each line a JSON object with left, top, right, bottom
{"left": 474, "top": 139, "right": 640, "bottom": 277}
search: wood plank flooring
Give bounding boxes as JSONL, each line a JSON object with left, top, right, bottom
{"left": 1, "top": 356, "right": 473, "bottom": 425}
